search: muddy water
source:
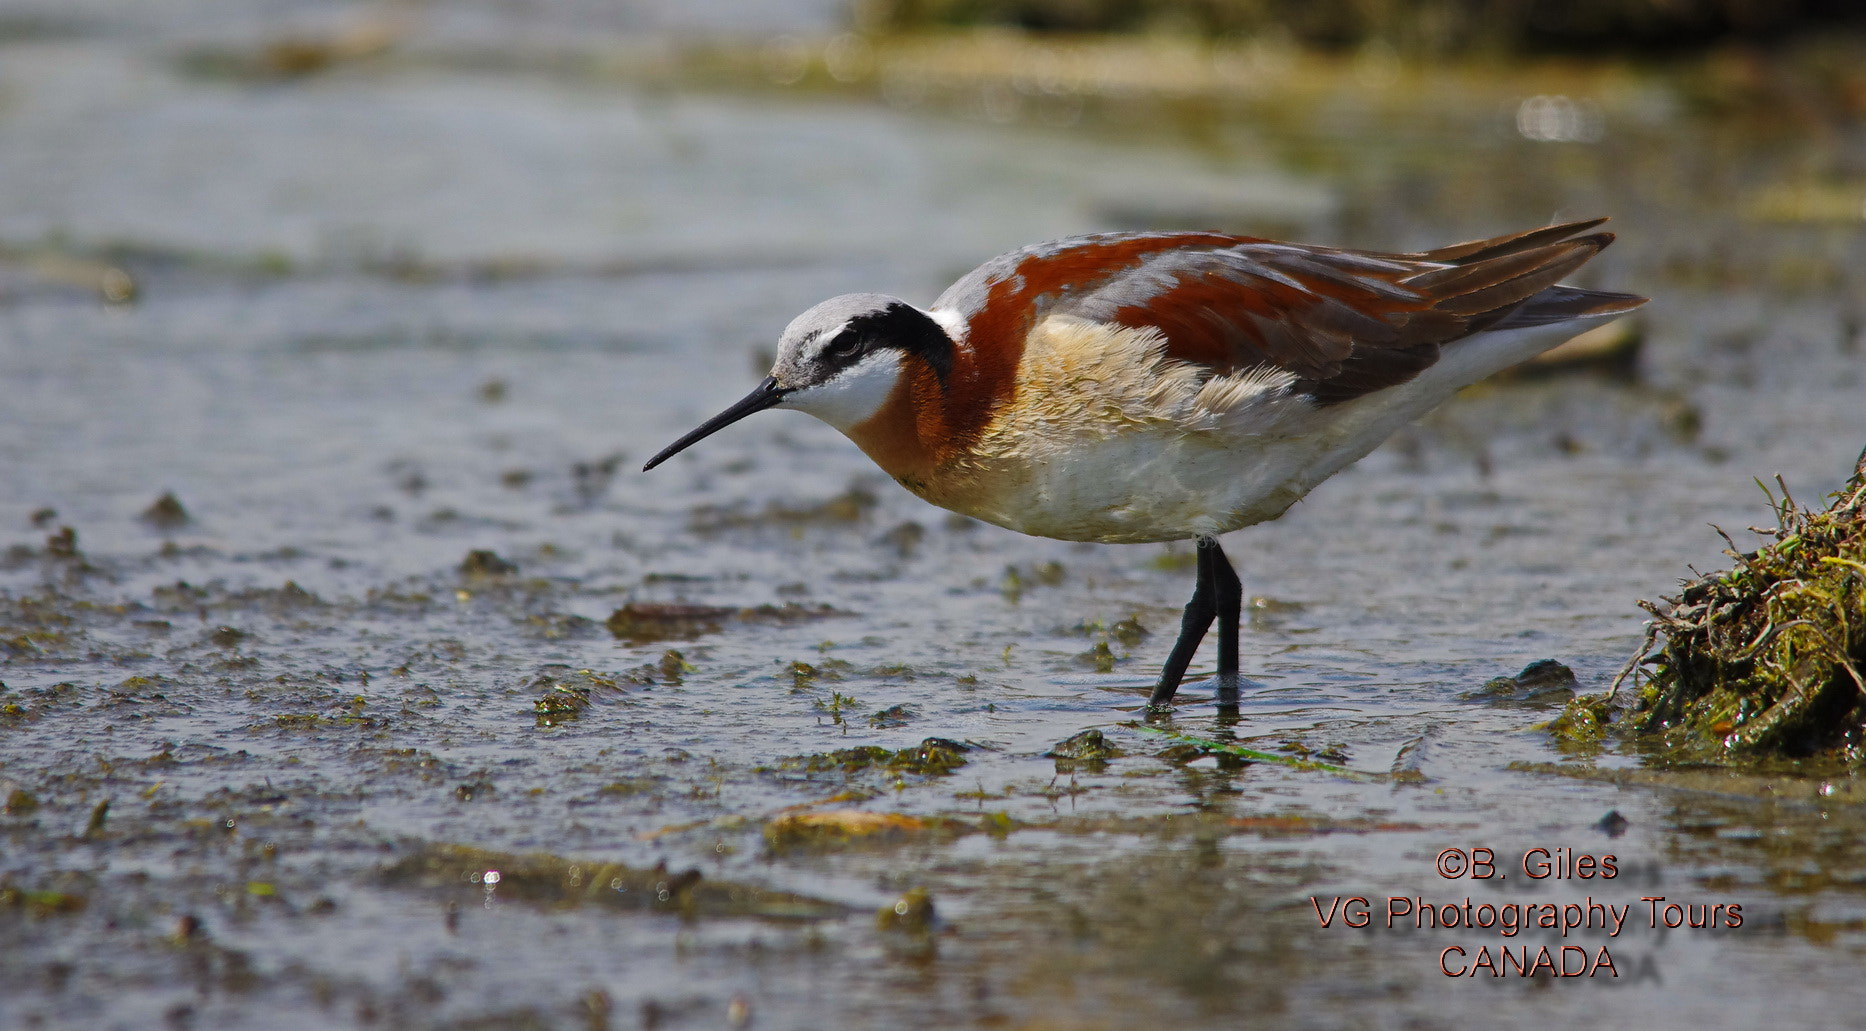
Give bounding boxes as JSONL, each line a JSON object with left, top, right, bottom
{"left": 5, "top": 8, "right": 1866, "bottom": 1030}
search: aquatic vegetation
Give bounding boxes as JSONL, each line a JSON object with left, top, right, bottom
{"left": 605, "top": 601, "right": 844, "bottom": 644}
{"left": 0, "top": 881, "right": 88, "bottom": 916}
{"left": 764, "top": 809, "right": 930, "bottom": 850}
{"left": 866, "top": 703, "right": 917, "bottom": 727}
{"left": 381, "top": 843, "right": 845, "bottom": 920}
{"left": 1613, "top": 457, "right": 1866, "bottom": 761}
{"left": 777, "top": 737, "right": 970, "bottom": 777}
{"left": 532, "top": 680, "right": 594, "bottom": 725}
{"left": 1133, "top": 725, "right": 1375, "bottom": 779}
{"left": 1075, "top": 640, "right": 1118, "bottom": 672}
{"left": 1047, "top": 728, "right": 1123, "bottom": 767}
{"left": 875, "top": 887, "right": 936, "bottom": 933}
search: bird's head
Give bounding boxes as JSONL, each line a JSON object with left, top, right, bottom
{"left": 642, "top": 293, "right": 953, "bottom": 470}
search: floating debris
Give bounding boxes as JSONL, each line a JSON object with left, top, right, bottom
{"left": 1608, "top": 454, "right": 1866, "bottom": 760}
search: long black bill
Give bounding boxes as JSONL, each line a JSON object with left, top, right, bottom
{"left": 641, "top": 376, "right": 789, "bottom": 471}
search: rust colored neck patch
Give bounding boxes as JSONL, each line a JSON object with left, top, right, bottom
{"left": 844, "top": 354, "right": 948, "bottom": 486}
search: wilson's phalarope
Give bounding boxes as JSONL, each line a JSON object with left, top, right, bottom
{"left": 645, "top": 219, "right": 1645, "bottom": 706}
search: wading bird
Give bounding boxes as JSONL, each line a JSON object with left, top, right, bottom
{"left": 644, "top": 219, "right": 1644, "bottom": 707}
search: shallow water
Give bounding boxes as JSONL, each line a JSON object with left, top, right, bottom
{"left": 4, "top": 6, "right": 1866, "bottom": 1029}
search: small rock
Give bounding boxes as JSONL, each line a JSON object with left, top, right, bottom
{"left": 1468, "top": 659, "right": 1578, "bottom": 706}
{"left": 140, "top": 492, "right": 191, "bottom": 530}
{"left": 1595, "top": 810, "right": 1630, "bottom": 838}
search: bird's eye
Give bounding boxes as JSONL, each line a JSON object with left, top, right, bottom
{"left": 824, "top": 334, "right": 864, "bottom": 361}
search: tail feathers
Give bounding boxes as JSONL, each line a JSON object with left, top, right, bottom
{"left": 1418, "top": 217, "right": 1612, "bottom": 265}
{"left": 1490, "top": 285, "right": 1647, "bottom": 330}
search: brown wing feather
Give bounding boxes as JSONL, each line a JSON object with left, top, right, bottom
{"left": 1062, "top": 221, "right": 1636, "bottom": 406}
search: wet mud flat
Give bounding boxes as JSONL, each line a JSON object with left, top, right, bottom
{"left": 7, "top": 9, "right": 1866, "bottom": 1030}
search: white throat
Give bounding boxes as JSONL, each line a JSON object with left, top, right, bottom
{"left": 776, "top": 349, "right": 904, "bottom": 431}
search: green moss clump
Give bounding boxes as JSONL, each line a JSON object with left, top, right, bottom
{"left": 780, "top": 737, "right": 969, "bottom": 777}
{"left": 533, "top": 682, "right": 592, "bottom": 725}
{"left": 1623, "top": 461, "right": 1866, "bottom": 761}
{"left": 875, "top": 887, "right": 936, "bottom": 933}
{"left": 380, "top": 842, "right": 843, "bottom": 920}
{"left": 1547, "top": 694, "right": 1615, "bottom": 752}
{"left": 1048, "top": 728, "right": 1123, "bottom": 765}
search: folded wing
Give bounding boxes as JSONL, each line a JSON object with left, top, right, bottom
{"left": 1060, "top": 218, "right": 1643, "bottom": 405}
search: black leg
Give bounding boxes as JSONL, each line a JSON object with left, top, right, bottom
{"left": 1148, "top": 539, "right": 1218, "bottom": 707}
{"left": 1209, "top": 539, "right": 1243, "bottom": 707}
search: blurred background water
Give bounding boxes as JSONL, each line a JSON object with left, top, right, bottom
{"left": 4, "top": 2, "right": 1866, "bottom": 1029}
